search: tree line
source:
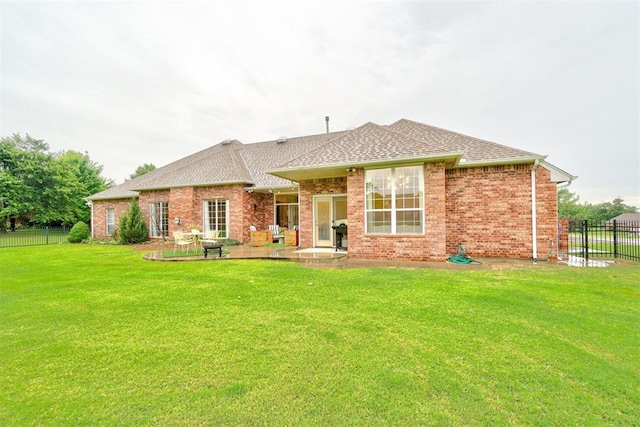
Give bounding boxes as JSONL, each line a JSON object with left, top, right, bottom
{"left": 558, "top": 188, "right": 637, "bottom": 222}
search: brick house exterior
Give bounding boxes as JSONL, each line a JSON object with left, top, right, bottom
{"left": 87, "top": 118, "right": 575, "bottom": 261}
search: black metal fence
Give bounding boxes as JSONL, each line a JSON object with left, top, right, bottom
{"left": 560, "top": 219, "right": 640, "bottom": 262}
{"left": 0, "top": 226, "right": 70, "bottom": 248}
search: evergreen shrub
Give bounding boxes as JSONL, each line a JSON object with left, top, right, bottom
{"left": 117, "top": 198, "right": 148, "bottom": 244}
{"left": 68, "top": 221, "right": 91, "bottom": 243}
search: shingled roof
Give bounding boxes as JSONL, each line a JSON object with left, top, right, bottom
{"left": 240, "top": 130, "right": 348, "bottom": 190}
{"left": 87, "top": 118, "right": 563, "bottom": 201}
{"left": 387, "top": 119, "right": 542, "bottom": 163}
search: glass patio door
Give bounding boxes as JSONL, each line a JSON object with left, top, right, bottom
{"left": 314, "top": 196, "right": 333, "bottom": 247}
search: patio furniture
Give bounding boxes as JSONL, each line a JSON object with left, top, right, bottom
{"left": 250, "top": 229, "right": 268, "bottom": 246}
{"left": 200, "top": 230, "right": 219, "bottom": 248}
{"left": 269, "top": 224, "right": 284, "bottom": 243}
{"left": 202, "top": 242, "right": 223, "bottom": 258}
{"left": 173, "top": 231, "right": 195, "bottom": 253}
{"left": 284, "top": 229, "right": 298, "bottom": 247}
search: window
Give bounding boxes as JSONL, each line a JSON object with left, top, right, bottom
{"left": 365, "top": 165, "right": 424, "bottom": 234}
{"left": 149, "top": 202, "right": 169, "bottom": 237}
{"left": 275, "top": 193, "right": 299, "bottom": 229}
{"left": 106, "top": 208, "right": 115, "bottom": 236}
{"left": 204, "top": 199, "right": 229, "bottom": 238}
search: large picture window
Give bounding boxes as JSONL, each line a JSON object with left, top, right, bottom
{"left": 149, "top": 202, "right": 169, "bottom": 237}
{"left": 204, "top": 199, "right": 229, "bottom": 238}
{"left": 365, "top": 165, "right": 424, "bottom": 234}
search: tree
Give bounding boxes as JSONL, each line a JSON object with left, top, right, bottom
{"left": 56, "top": 151, "right": 112, "bottom": 223}
{"left": 129, "top": 163, "right": 156, "bottom": 180}
{"left": 558, "top": 189, "right": 638, "bottom": 221}
{"left": 558, "top": 188, "right": 584, "bottom": 219}
{"left": 0, "top": 134, "right": 57, "bottom": 226}
{"left": 0, "top": 134, "right": 114, "bottom": 227}
{"left": 117, "top": 198, "right": 148, "bottom": 244}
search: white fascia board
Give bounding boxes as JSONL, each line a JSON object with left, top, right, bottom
{"left": 268, "top": 151, "right": 465, "bottom": 182}
{"left": 452, "top": 155, "right": 546, "bottom": 169}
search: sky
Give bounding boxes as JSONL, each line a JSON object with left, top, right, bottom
{"left": 1, "top": 0, "right": 638, "bottom": 207}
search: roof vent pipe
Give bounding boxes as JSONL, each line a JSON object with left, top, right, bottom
{"left": 325, "top": 116, "right": 330, "bottom": 134}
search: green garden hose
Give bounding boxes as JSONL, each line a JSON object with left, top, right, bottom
{"left": 446, "top": 254, "right": 482, "bottom": 265}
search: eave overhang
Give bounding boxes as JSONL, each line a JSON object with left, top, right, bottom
{"left": 267, "top": 151, "right": 466, "bottom": 182}
{"left": 539, "top": 160, "right": 578, "bottom": 184}
{"left": 130, "top": 179, "right": 254, "bottom": 192}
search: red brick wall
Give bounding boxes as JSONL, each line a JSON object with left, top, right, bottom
{"left": 91, "top": 162, "right": 558, "bottom": 260}
{"left": 298, "top": 177, "right": 347, "bottom": 248}
{"left": 94, "top": 185, "right": 261, "bottom": 242}
{"left": 445, "top": 164, "right": 557, "bottom": 259}
{"left": 191, "top": 185, "right": 252, "bottom": 242}
{"left": 533, "top": 167, "right": 558, "bottom": 259}
{"left": 90, "top": 198, "right": 132, "bottom": 239}
{"left": 346, "top": 163, "right": 447, "bottom": 261}
{"left": 139, "top": 190, "right": 171, "bottom": 238}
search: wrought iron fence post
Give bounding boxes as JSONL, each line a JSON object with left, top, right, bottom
{"left": 583, "top": 220, "right": 589, "bottom": 262}
{"left": 46, "top": 226, "right": 49, "bottom": 245}
{"left": 613, "top": 219, "right": 618, "bottom": 259}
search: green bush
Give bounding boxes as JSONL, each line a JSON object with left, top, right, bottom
{"left": 68, "top": 221, "right": 90, "bottom": 243}
{"left": 117, "top": 198, "right": 148, "bottom": 244}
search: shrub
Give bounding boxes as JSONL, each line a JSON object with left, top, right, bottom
{"left": 68, "top": 221, "right": 90, "bottom": 243}
{"left": 117, "top": 199, "right": 148, "bottom": 244}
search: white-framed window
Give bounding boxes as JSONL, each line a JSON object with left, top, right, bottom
{"left": 365, "top": 165, "right": 424, "bottom": 234}
{"left": 204, "top": 199, "right": 229, "bottom": 238}
{"left": 106, "top": 208, "right": 115, "bottom": 236}
{"left": 149, "top": 202, "right": 169, "bottom": 237}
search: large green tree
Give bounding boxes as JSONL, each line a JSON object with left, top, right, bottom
{"left": 56, "top": 150, "right": 113, "bottom": 223}
{"left": 0, "top": 134, "right": 112, "bottom": 227}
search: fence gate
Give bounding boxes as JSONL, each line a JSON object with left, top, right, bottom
{"left": 559, "top": 219, "right": 640, "bottom": 262}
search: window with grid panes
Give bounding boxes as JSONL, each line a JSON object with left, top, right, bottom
{"left": 365, "top": 165, "right": 424, "bottom": 234}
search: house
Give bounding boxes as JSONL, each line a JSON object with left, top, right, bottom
{"left": 87, "top": 118, "right": 576, "bottom": 261}
{"left": 606, "top": 212, "right": 640, "bottom": 233}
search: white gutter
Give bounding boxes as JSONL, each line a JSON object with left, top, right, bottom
{"left": 531, "top": 159, "right": 539, "bottom": 260}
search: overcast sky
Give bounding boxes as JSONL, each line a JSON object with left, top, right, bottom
{"left": 1, "top": 1, "right": 638, "bottom": 207}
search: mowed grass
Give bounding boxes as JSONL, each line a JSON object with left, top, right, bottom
{"left": 1, "top": 245, "right": 638, "bottom": 425}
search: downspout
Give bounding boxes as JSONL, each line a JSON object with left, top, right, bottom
{"left": 531, "top": 160, "right": 539, "bottom": 260}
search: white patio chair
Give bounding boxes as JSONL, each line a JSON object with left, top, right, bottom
{"left": 200, "top": 230, "right": 219, "bottom": 247}
{"left": 268, "top": 224, "right": 282, "bottom": 242}
{"left": 173, "top": 231, "right": 194, "bottom": 254}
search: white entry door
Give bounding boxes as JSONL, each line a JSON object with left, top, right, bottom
{"left": 314, "top": 196, "right": 333, "bottom": 247}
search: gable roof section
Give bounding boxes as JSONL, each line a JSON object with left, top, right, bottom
{"left": 130, "top": 139, "right": 252, "bottom": 190}
{"left": 88, "top": 139, "right": 252, "bottom": 200}
{"left": 268, "top": 122, "right": 466, "bottom": 181}
{"left": 240, "top": 130, "right": 348, "bottom": 190}
{"left": 387, "top": 119, "right": 543, "bottom": 163}
{"left": 85, "top": 177, "right": 141, "bottom": 201}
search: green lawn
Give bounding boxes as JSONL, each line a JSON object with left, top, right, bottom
{"left": 1, "top": 245, "right": 638, "bottom": 425}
